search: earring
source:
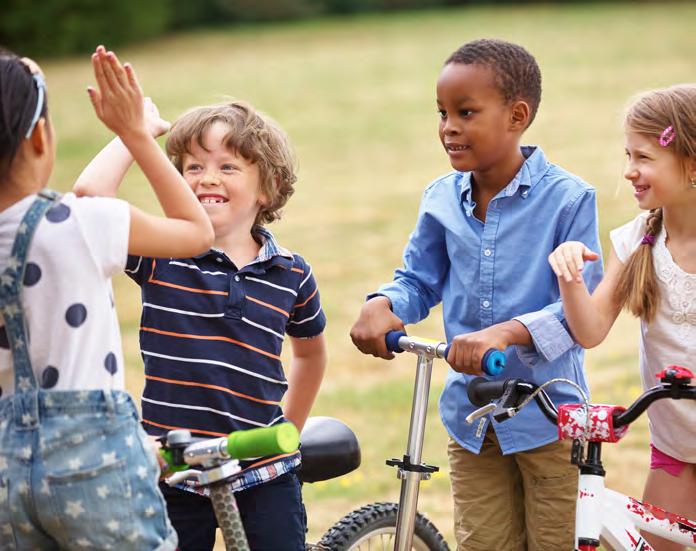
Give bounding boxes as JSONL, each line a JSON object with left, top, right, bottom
{"left": 691, "top": 176, "right": 696, "bottom": 189}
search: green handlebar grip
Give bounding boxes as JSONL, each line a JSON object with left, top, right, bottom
{"left": 227, "top": 423, "right": 299, "bottom": 460}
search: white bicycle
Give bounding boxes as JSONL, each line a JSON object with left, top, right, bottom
{"left": 466, "top": 365, "right": 696, "bottom": 550}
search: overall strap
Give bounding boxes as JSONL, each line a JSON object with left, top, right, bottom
{"left": 0, "top": 189, "right": 61, "bottom": 391}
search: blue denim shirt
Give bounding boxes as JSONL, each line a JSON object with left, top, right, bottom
{"left": 374, "top": 146, "right": 603, "bottom": 454}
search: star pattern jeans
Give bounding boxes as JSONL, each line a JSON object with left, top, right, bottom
{"left": 0, "top": 389, "right": 177, "bottom": 550}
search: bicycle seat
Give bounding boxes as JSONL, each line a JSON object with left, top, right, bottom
{"left": 298, "top": 416, "right": 361, "bottom": 483}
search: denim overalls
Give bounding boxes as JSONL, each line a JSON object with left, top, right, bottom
{"left": 0, "top": 191, "right": 177, "bottom": 550}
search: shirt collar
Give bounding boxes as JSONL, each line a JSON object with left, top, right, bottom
{"left": 194, "top": 226, "right": 294, "bottom": 270}
{"left": 252, "top": 225, "right": 294, "bottom": 263}
{"left": 458, "top": 146, "right": 549, "bottom": 211}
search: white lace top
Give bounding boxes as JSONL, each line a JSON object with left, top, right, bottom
{"left": 610, "top": 213, "right": 696, "bottom": 462}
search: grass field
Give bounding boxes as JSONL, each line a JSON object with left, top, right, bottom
{"left": 34, "top": 1, "right": 696, "bottom": 546}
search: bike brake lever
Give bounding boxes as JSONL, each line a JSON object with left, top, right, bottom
{"left": 492, "top": 381, "right": 526, "bottom": 423}
{"left": 465, "top": 403, "right": 496, "bottom": 424}
{"left": 164, "top": 469, "right": 202, "bottom": 486}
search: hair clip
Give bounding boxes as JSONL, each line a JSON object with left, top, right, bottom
{"left": 658, "top": 125, "right": 675, "bottom": 147}
{"left": 641, "top": 234, "right": 656, "bottom": 246}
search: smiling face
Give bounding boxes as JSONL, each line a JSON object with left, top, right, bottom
{"left": 182, "top": 121, "right": 265, "bottom": 239}
{"left": 436, "top": 63, "right": 522, "bottom": 174}
{"left": 624, "top": 131, "right": 695, "bottom": 211}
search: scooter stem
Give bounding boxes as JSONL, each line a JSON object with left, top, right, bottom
{"left": 394, "top": 352, "right": 434, "bottom": 551}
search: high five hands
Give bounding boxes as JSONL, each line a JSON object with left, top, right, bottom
{"left": 87, "top": 45, "right": 148, "bottom": 140}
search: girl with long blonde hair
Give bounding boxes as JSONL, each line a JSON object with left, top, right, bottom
{"left": 548, "top": 84, "right": 696, "bottom": 551}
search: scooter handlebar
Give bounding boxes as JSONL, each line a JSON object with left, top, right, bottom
{"left": 385, "top": 331, "right": 506, "bottom": 376}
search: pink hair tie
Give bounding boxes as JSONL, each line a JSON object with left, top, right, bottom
{"left": 641, "top": 234, "right": 656, "bottom": 246}
{"left": 659, "top": 125, "right": 675, "bottom": 147}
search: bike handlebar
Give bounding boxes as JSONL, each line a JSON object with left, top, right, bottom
{"left": 226, "top": 422, "right": 299, "bottom": 459}
{"left": 385, "top": 331, "right": 506, "bottom": 376}
{"left": 466, "top": 373, "right": 696, "bottom": 428}
{"left": 161, "top": 422, "right": 300, "bottom": 469}
{"left": 467, "top": 378, "right": 508, "bottom": 407}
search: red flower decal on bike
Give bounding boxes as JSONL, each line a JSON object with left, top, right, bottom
{"left": 557, "top": 404, "right": 629, "bottom": 443}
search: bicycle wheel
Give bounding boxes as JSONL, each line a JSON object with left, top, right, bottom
{"left": 316, "top": 502, "right": 450, "bottom": 551}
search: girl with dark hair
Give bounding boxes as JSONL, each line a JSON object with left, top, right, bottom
{"left": 0, "top": 47, "right": 213, "bottom": 549}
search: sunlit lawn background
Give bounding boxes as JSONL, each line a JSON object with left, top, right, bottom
{"left": 40, "top": 2, "right": 695, "bottom": 547}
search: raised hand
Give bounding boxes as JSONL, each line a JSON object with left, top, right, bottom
{"left": 548, "top": 241, "right": 600, "bottom": 284}
{"left": 87, "top": 45, "right": 146, "bottom": 140}
{"left": 143, "top": 97, "right": 171, "bottom": 138}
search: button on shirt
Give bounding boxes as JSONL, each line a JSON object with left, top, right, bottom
{"left": 374, "top": 147, "right": 603, "bottom": 454}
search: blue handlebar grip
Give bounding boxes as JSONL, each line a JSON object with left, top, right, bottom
{"left": 385, "top": 331, "right": 407, "bottom": 353}
{"left": 482, "top": 349, "right": 506, "bottom": 376}
{"left": 444, "top": 343, "right": 452, "bottom": 359}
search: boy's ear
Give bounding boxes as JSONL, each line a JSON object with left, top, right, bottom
{"left": 258, "top": 176, "right": 281, "bottom": 208}
{"left": 509, "top": 100, "right": 530, "bottom": 131}
{"left": 257, "top": 188, "right": 270, "bottom": 208}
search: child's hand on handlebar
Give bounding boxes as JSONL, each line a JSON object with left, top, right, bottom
{"left": 447, "top": 325, "right": 512, "bottom": 375}
{"left": 548, "top": 241, "right": 599, "bottom": 284}
{"left": 350, "top": 296, "right": 405, "bottom": 359}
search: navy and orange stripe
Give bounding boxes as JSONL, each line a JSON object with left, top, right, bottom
{"left": 126, "top": 228, "right": 325, "bottom": 465}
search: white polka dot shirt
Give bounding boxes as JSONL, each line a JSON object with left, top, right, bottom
{"left": 0, "top": 192, "right": 130, "bottom": 397}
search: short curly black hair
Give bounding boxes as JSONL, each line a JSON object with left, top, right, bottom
{"left": 446, "top": 39, "right": 542, "bottom": 127}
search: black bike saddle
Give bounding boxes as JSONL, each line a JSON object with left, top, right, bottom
{"left": 298, "top": 416, "right": 361, "bottom": 483}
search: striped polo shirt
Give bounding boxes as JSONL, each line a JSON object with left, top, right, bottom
{"left": 125, "top": 226, "right": 325, "bottom": 489}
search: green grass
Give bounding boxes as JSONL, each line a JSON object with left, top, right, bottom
{"left": 33, "top": 2, "right": 696, "bottom": 546}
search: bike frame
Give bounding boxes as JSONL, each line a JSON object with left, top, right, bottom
{"left": 164, "top": 433, "right": 252, "bottom": 551}
{"left": 387, "top": 334, "right": 448, "bottom": 551}
{"left": 386, "top": 332, "right": 503, "bottom": 551}
{"left": 576, "top": 442, "right": 696, "bottom": 550}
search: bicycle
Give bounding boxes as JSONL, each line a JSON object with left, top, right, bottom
{"left": 465, "top": 364, "right": 696, "bottom": 550}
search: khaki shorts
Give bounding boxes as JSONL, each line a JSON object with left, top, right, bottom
{"left": 448, "top": 429, "right": 577, "bottom": 551}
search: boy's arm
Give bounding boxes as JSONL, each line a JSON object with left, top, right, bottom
{"left": 351, "top": 189, "right": 449, "bottom": 359}
{"left": 73, "top": 137, "right": 133, "bottom": 198}
{"left": 74, "top": 98, "right": 169, "bottom": 198}
{"left": 513, "top": 188, "right": 603, "bottom": 367}
{"left": 374, "top": 206, "right": 449, "bottom": 324}
{"left": 283, "top": 335, "right": 327, "bottom": 432}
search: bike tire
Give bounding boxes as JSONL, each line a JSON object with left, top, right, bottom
{"left": 316, "top": 502, "right": 450, "bottom": 551}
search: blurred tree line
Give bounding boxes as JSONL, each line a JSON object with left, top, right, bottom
{"left": 2, "top": 0, "right": 547, "bottom": 57}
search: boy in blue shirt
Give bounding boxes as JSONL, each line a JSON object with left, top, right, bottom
{"left": 351, "top": 39, "right": 602, "bottom": 550}
{"left": 75, "top": 101, "right": 326, "bottom": 550}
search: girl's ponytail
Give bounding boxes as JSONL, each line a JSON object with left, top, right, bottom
{"left": 614, "top": 209, "right": 662, "bottom": 322}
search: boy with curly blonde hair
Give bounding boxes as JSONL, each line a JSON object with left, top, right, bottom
{"left": 75, "top": 100, "right": 326, "bottom": 550}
